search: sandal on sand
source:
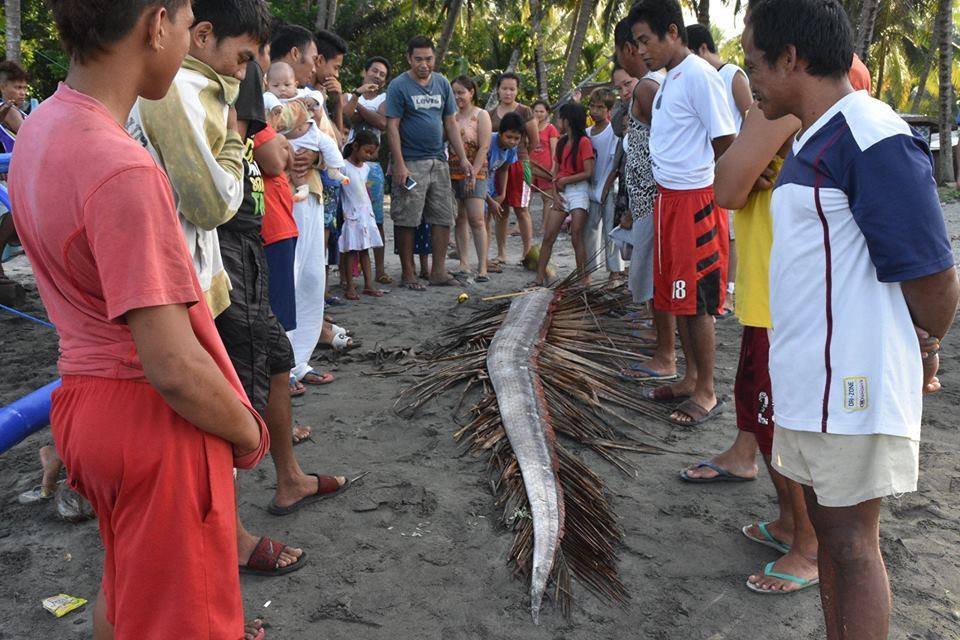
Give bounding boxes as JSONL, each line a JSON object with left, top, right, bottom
{"left": 618, "top": 362, "right": 678, "bottom": 382}
{"left": 746, "top": 562, "right": 819, "bottom": 594}
{"left": 267, "top": 474, "right": 352, "bottom": 516}
{"left": 289, "top": 377, "right": 306, "bottom": 397}
{"left": 680, "top": 460, "right": 755, "bottom": 484}
{"left": 239, "top": 537, "right": 307, "bottom": 576}
{"left": 301, "top": 370, "right": 335, "bottom": 386}
{"left": 741, "top": 522, "right": 791, "bottom": 554}
{"left": 18, "top": 484, "right": 57, "bottom": 505}
{"left": 670, "top": 399, "right": 726, "bottom": 426}
{"left": 476, "top": 275, "right": 490, "bottom": 283}
{"left": 344, "top": 290, "right": 360, "bottom": 301}
{"left": 487, "top": 262, "right": 504, "bottom": 273}
{"left": 376, "top": 274, "right": 393, "bottom": 284}
{"left": 643, "top": 386, "right": 690, "bottom": 403}
{"left": 400, "top": 280, "right": 426, "bottom": 291}
{"left": 363, "top": 288, "right": 386, "bottom": 297}
{"left": 429, "top": 278, "right": 457, "bottom": 287}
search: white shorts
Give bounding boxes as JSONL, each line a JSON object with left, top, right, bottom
{"left": 560, "top": 181, "right": 590, "bottom": 213}
{"left": 772, "top": 425, "right": 919, "bottom": 508}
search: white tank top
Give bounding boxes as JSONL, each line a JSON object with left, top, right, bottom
{"left": 718, "top": 63, "right": 747, "bottom": 132}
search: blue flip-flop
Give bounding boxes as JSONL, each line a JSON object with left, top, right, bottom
{"left": 680, "top": 460, "right": 755, "bottom": 484}
{"left": 741, "top": 521, "right": 791, "bottom": 554}
{"left": 618, "top": 362, "right": 678, "bottom": 382}
{"left": 746, "top": 561, "right": 820, "bottom": 594}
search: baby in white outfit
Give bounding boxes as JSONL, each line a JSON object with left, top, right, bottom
{"left": 264, "top": 61, "right": 347, "bottom": 201}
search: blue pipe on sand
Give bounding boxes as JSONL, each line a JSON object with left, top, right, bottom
{"left": 0, "top": 380, "right": 61, "bottom": 455}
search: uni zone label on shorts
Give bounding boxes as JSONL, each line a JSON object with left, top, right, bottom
{"left": 842, "top": 376, "right": 868, "bottom": 411}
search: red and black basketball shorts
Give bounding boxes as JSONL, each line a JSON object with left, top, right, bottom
{"left": 652, "top": 185, "right": 729, "bottom": 316}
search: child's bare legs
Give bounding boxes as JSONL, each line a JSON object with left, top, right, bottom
{"left": 494, "top": 212, "right": 511, "bottom": 264}
{"left": 418, "top": 254, "right": 429, "bottom": 279}
{"left": 343, "top": 251, "right": 358, "bottom": 298}
{"left": 569, "top": 208, "right": 591, "bottom": 285}
{"left": 465, "top": 197, "right": 488, "bottom": 276}
{"left": 537, "top": 207, "right": 565, "bottom": 284}
{"left": 513, "top": 206, "right": 534, "bottom": 257}
{"left": 453, "top": 202, "right": 472, "bottom": 273}
{"left": 359, "top": 251, "right": 380, "bottom": 295}
{"left": 374, "top": 224, "right": 387, "bottom": 280}
{"left": 39, "top": 445, "right": 62, "bottom": 494}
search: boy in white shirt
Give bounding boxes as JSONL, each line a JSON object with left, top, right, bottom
{"left": 628, "top": 0, "right": 736, "bottom": 426}
{"left": 585, "top": 87, "right": 625, "bottom": 279}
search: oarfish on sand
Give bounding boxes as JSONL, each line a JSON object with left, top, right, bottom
{"left": 486, "top": 288, "right": 565, "bottom": 624}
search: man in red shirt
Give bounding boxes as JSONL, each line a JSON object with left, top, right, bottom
{"left": 8, "top": 2, "right": 269, "bottom": 638}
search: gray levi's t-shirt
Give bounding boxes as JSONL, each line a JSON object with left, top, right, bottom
{"left": 385, "top": 72, "right": 456, "bottom": 161}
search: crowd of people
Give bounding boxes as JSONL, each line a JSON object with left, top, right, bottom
{"left": 1, "top": 0, "right": 957, "bottom": 638}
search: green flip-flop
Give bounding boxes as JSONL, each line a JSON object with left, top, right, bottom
{"left": 746, "top": 561, "right": 820, "bottom": 594}
{"left": 741, "top": 521, "right": 791, "bottom": 554}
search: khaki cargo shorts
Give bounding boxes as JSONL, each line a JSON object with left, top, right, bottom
{"left": 390, "top": 158, "right": 456, "bottom": 228}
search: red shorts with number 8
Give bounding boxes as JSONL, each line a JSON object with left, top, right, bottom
{"left": 652, "top": 185, "right": 728, "bottom": 316}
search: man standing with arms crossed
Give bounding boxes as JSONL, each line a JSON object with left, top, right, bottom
{"left": 386, "top": 36, "right": 473, "bottom": 290}
{"left": 628, "top": 0, "right": 736, "bottom": 425}
{"left": 745, "top": 0, "right": 958, "bottom": 635}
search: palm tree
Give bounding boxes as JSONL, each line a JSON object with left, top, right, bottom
{"left": 560, "top": 0, "right": 597, "bottom": 96}
{"left": 529, "top": 0, "right": 549, "bottom": 99}
{"left": 854, "top": 0, "right": 881, "bottom": 62}
{"left": 935, "top": 0, "right": 954, "bottom": 183}
{"left": 4, "top": 0, "right": 21, "bottom": 64}
{"left": 435, "top": 0, "right": 464, "bottom": 65}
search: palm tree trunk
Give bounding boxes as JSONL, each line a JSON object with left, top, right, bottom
{"left": 560, "top": 0, "right": 596, "bottom": 96}
{"left": 697, "top": 0, "right": 710, "bottom": 26}
{"left": 910, "top": 12, "right": 940, "bottom": 114}
{"left": 4, "top": 0, "right": 21, "bottom": 65}
{"left": 530, "top": 0, "right": 549, "bottom": 100}
{"left": 435, "top": 0, "right": 463, "bottom": 66}
{"left": 314, "top": 0, "right": 329, "bottom": 30}
{"left": 935, "top": 0, "right": 954, "bottom": 183}
{"left": 873, "top": 37, "right": 886, "bottom": 99}
{"left": 327, "top": 0, "right": 338, "bottom": 28}
{"left": 854, "top": 0, "right": 881, "bottom": 63}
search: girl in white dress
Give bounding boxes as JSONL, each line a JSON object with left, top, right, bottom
{"left": 339, "top": 130, "right": 385, "bottom": 300}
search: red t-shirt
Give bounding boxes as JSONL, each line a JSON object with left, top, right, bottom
{"left": 555, "top": 135, "right": 595, "bottom": 180}
{"left": 254, "top": 126, "right": 299, "bottom": 246}
{"left": 9, "top": 84, "right": 246, "bottom": 394}
{"left": 529, "top": 123, "right": 558, "bottom": 171}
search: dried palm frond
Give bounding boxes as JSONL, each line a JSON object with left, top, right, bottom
{"left": 396, "top": 269, "right": 671, "bottom": 619}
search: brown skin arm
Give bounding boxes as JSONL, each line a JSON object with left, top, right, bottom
{"left": 387, "top": 117, "right": 409, "bottom": 187}
{"left": 1, "top": 102, "right": 23, "bottom": 133}
{"left": 126, "top": 304, "right": 262, "bottom": 454}
{"left": 711, "top": 134, "right": 735, "bottom": 160}
{"left": 731, "top": 70, "right": 753, "bottom": 122}
{"left": 632, "top": 78, "right": 659, "bottom": 125}
{"left": 715, "top": 107, "right": 800, "bottom": 209}
{"left": 355, "top": 101, "right": 387, "bottom": 131}
{"left": 253, "top": 133, "right": 289, "bottom": 177}
{"left": 556, "top": 157, "right": 595, "bottom": 190}
{"left": 901, "top": 267, "right": 960, "bottom": 394}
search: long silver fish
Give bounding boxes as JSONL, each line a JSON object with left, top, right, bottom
{"left": 486, "top": 289, "right": 565, "bottom": 624}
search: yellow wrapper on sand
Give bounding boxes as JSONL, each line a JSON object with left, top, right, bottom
{"left": 42, "top": 594, "right": 87, "bottom": 617}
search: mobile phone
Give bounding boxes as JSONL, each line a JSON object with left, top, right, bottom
{"left": 404, "top": 176, "right": 418, "bottom": 191}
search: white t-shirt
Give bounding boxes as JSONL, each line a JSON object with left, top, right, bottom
{"left": 649, "top": 54, "right": 736, "bottom": 190}
{"left": 588, "top": 122, "right": 620, "bottom": 203}
{"left": 769, "top": 91, "right": 955, "bottom": 439}
{"left": 346, "top": 92, "right": 387, "bottom": 144}
{"left": 718, "top": 63, "right": 748, "bottom": 131}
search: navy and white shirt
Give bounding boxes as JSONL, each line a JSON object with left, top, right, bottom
{"left": 769, "top": 90, "right": 954, "bottom": 439}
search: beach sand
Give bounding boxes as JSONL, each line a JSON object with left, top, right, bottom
{"left": 0, "top": 201, "right": 958, "bottom": 639}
